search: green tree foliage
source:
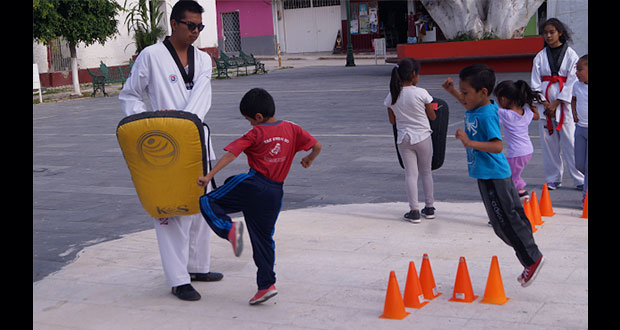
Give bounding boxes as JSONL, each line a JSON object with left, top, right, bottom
{"left": 33, "top": 0, "right": 122, "bottom": 94}
{"left": 33, "top": 0, "right": 122, "bottom": 47}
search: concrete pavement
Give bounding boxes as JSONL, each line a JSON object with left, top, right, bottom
{"left": 34, "top": 58, "right": 588, "bottom": 328}
{"left": 33, "top": 201, "right": 587, "bottom": 329}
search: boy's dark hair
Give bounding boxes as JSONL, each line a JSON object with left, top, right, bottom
{"left": 389, "top": 57, "right": 421, "bottom": 105}
{"left": 459, "top": 64, "right": 496, "bottom": 94}
{"left": 494, "top": 80, "right": 543, "bottom": 108}
{"left": 579, "top": 54, "right": 588, "bottom": 65}
{"left": 240, "top": 88, "right": 275, "bottom": 119}
{"left": 540, "top": 18, "right": 572, "bottom": 46}
{"left": 170, "top": 0, "right": 204, "bottom": 22}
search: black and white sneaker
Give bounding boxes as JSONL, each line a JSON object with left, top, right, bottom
{"left": 421, "top": 207, "right": 436, "bottom": 219}
{"left": 403, "top": 210, "right": 421, "bottom": 223}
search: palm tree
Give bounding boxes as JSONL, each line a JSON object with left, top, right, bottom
{"left": 123, "top": 0, "right": 166, "bottom": 54}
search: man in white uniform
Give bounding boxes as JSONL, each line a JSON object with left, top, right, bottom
{"left": 119, "top": 0, "right": 221, "bottom": 301}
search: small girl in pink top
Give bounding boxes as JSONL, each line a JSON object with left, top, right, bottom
{"left": 494, "top": 80, "right": 541, "bottom": 201}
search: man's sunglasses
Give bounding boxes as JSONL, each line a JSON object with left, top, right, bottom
{"left": 175, "top": 19, "right": 205, "bottom": 32}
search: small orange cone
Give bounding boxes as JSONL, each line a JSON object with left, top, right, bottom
{"left": 379, "top": 271, "right": 410, "bottom": 320}
{"left": 530, "top": 191, "right": 544, "bottom": 226}
{"left": 480, "top": 256, "right": 510, "bottom": 305}
{"left": 449, "top": 257, "right": 478, "bottom": 303}
{"left": 523, "top": 199, "right": 537, "bottom": 233}
{"left": 539, "top": 184, "right": 555, "bottom": 217}
{"left": 580, "top": 190, "right": 588, "bottom": 219}
{"left": 403, "top": 261, "right": 429, "bottom": 309}
{"left": 419, "top": 253, "right": 442, "bottom": 300}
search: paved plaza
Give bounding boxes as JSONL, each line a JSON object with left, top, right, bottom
{"left": 33, "top": 59, "right": 587, "bottom": 329}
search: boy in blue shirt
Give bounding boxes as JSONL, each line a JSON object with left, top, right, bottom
{"left": 442, "top": 64, "right": 544, "bottom": 287}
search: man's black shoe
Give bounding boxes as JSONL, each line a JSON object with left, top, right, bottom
{"left": 190, "top": 272, "right": 223, "bottom": 282}
{"left": 171, "top": 284, "right": 201, "bottom": 301}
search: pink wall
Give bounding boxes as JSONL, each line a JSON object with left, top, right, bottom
{"left": 216, "top": 0, "right": 274, "bottom": 39}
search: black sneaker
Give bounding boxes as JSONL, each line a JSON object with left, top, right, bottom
{"left": 421, "top": 207, "right": 436, "bottom": 219}
{"left": 190, "top": 272, "right": 223, "bottom": 282}
{"left": 403, "top": 210, "right": 421, "bottom": 223}
{"left": 171, "top": 284, "right": 201, "bottom": 301}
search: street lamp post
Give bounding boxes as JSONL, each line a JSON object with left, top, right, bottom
{"left": 345, "top": 0, "right": 355, "bottom": 67}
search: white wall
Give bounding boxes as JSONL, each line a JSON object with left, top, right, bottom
{"left": 546, "top": 0, "right": 588, "bottom": 56}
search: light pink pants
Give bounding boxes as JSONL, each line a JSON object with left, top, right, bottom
{"left": 506, "top": 153, "right": 532, "bottom": 191}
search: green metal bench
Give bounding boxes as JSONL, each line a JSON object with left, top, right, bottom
{"left": 86, "top": 60, "right": 134, "bottom": 97}
{"left": 219, "top": 52, "right": 245, "bottom": 75}
{"left": 239, "top": 51, "right": 266, "bottom": 74}
{"left": 213, "top": 57, "right": 231, "bottom": 79}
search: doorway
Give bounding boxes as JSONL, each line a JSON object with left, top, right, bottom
{"left": 379, "top": 1, "right": 408, "bottom": 49}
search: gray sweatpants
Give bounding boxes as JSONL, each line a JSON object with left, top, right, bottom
{"left": 397, "top": 135, "right": 434, "bottom": 211}
{"left": 574, "top": 125, "right": 588, "bottom": 198}
{"left": 477, "top": 177, "right": 543, "bottom": 267}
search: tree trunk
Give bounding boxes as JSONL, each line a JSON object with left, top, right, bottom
{"left": 69, "top": 42, "right": 81, "bottom": 96}
{"left": 421, "top": 0, "right": 544, "bottom": 40}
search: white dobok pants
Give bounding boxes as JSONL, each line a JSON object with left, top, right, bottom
{"left": 153, "top": 184, "right": 213, "bottom": 288}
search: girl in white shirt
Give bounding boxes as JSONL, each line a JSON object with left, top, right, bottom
{"left": 384, "top": 58, "right": 437, "bottom": 223}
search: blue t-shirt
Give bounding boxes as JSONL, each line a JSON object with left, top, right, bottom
{"left": 463, "top": 101, "right": 512, "bottom": 179}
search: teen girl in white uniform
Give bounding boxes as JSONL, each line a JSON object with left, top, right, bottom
{"left": 119, "top": 1, "right": 219, "bottom": 301}
{"left": 531, "top": 18, "right": 584, "bottom": 189}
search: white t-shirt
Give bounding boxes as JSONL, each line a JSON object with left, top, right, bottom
{"left": 572, "top": 81, "right": 588, "bottom": 128}
{"left": 383, "top": 85, "right": 433, "bottom": 145}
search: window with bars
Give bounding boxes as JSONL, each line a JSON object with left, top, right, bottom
{"left": 221, "top": 11, "right": 241, "bottom": 53}
{"left": 283, "top": 0, "right": 340, "bottom": 10}
{"left": 47, "top": 38, "right": 72, "bottom": 72}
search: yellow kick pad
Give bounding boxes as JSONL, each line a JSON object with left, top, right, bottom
{"left": 116, "top": 111, "right": 206, "bottom": 218}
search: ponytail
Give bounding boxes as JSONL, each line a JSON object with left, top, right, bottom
{"left": 514, "top": 80, "right": 543, "bottom": 107}
{"left": 389, "top": 57, "right": 421, "bottom": 105}
{"left": 494, "top": 80, "right": 542, "bottom": 108}
{"left": 389, "top": 66, "right": 402, "bottom": 105}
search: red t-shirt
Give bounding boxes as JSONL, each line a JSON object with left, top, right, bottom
{"left": 224, "top": 120, "right": 317, "bottom": 183}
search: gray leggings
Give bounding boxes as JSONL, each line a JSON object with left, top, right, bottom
{"left": 574, "top": 125, "right": 588, "bottom": 198}
{"left": 397, "top": 135, "right": 434, "bottom": 210}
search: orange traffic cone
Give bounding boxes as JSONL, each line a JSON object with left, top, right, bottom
{"left": 580, "top": 190, "right": 588, "bottom": 219}
{"left": 403, "top": 261, "right": 429, "bottom": 309}
{"left": 480, "top": 256, "right": 509, "bottom": 305}
{"left": 539, "top": 184, "right": 555, "bottom": 217}
{"left": 523, "top": 199, "right": 537, "bottom": 233}
{"left": 379, "top": 271, "right": 410, "bottom": 320}
{"left": 419, "top": 253, "right": 442, "bottom": 300}
{"left": 530, "top": 191, "right": 544, "bottom": 226}
{"left": 449, "top": 257, "right": 478, "bottom": 303}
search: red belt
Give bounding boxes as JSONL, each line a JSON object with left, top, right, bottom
{"left": 542, "top": 75, "right": 567, "bottom": 133}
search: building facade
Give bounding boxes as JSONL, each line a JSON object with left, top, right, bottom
{"left": 33, "top": 0, "right": 219, "bottom": 87}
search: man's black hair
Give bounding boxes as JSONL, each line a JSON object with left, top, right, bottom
{"left": 459, "top": 64, "right": 496, "bottom": 94}
{"left": 170, "top": 0, "right": 204, "bottom": 22}
{"left": 240, "top": 88, "right": 276, "bottom": 119}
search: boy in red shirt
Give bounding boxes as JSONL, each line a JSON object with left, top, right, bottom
{"left": 197, "top": 88, "right": 321, "bottom": 305}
